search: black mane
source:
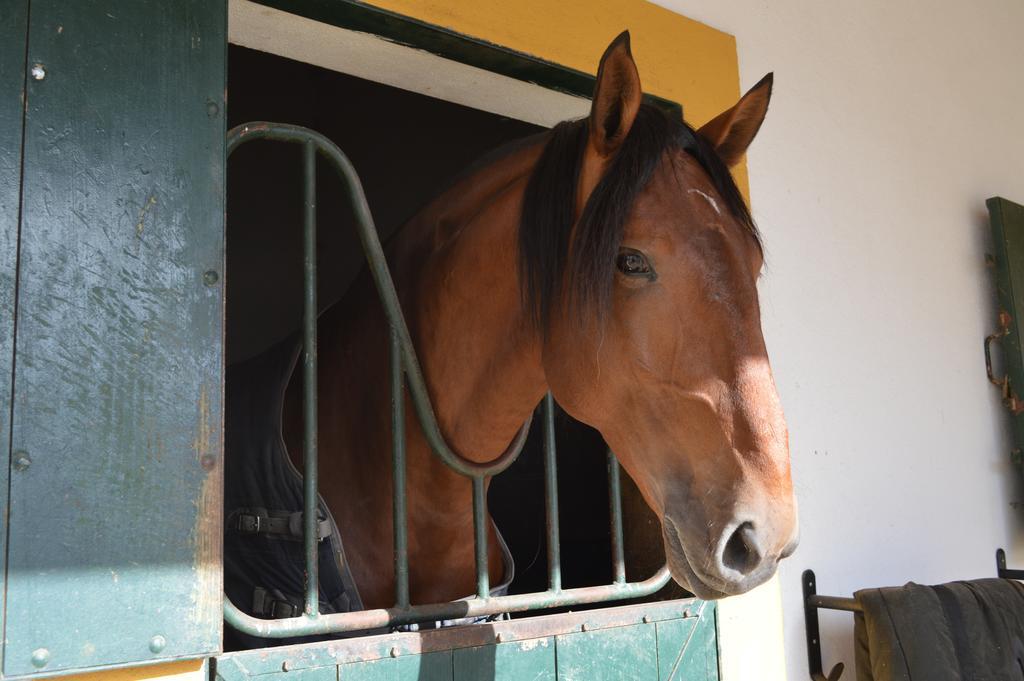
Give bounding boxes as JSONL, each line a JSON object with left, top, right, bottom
{"left": 518, "top": 103, "right": 760, "bottom": 330}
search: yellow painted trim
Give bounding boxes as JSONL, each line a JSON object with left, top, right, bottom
{"left": 57, "top": 660, "right": 205, "bottom": 681}
{"left": 360, "top": 0, "right": 751, "bottom": 193}
{"left": 364, "top": 1, "right": 738, "bottom": 118}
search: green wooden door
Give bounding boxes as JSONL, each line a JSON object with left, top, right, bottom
{"left": 215, "top": 602, "right": 720, "bottom": 681}
{"left": 3, "top": 1, "right": 226, "bottom": 676}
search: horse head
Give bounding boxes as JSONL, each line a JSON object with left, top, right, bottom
{"left": 521, "top": 33, "right": 797, "bottom": 599}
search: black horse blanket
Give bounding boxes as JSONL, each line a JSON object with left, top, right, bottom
{"left": 854, "top": 578, "right": 1024, "bottom": 681}
{"left": 223, "top": 337, "right": 363, "bottom": 648}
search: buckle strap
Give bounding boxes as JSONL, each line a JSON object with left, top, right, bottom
{"left": 251, "top": 587, "right": 352, "bottom": 619}
{"left": 229, "top": 507, "right": 331, "bottom": 541}
{"left": 251, "top": 587, "right": 301, "bottom": 619}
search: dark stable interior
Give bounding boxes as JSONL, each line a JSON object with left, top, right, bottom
{"left": 226, "top": 44, "right": 677, "bottom": 610}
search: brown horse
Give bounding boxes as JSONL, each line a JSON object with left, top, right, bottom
{"left": 282, "top": 32, "right": 798, "bottom": 607}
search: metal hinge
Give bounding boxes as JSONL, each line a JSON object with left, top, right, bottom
{"left": 985, "top": 310, "right": 1024, "bottom": 415}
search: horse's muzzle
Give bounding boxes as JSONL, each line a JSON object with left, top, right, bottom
{"left": 662, "top": 514, "right": 798, "bottom": 599}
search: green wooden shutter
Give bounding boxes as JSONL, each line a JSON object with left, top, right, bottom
{"left": 987, "top": 197, "right": 1024, "bottom": 466}
{"left": 4, "top": 1, "right": 226, "bottom": 676}
{"left": 0, "top": 3, "right": 30, "bottom": 674}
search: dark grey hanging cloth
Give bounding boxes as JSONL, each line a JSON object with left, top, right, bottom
{"left": 854, "top": 578, "right": 1024, "bottom": 681}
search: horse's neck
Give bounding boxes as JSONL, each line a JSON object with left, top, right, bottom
{"left": 392, "top": 141, "right": 550, "bottom": 461}
{"left": 313, "top": 138, "right": 549, "bottom": 477}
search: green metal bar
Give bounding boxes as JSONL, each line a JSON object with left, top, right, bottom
{"left": 543, "top": 393, "right": 561, "bottom": 592}
{"left": 607, "top": 450, "right": 626, "bottom": 584}
{"left": 472, "top": 476, "right": 489, "bottom": 599}
{"left": 302, "top": 140, "right": 319, "bottom": 616}
{"left": 390, "top": 325, "right": 409, "bottom": 609}
{"left": 223, "top": 566, "right": 672, "bottom": 638}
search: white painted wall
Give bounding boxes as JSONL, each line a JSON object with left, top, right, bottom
{"left": 652, "top": 1, "right": 1024, "bottom": 679}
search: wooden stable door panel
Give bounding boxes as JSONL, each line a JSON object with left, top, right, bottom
{"left": 0, "top": 2, "right": 29, "bottom": 672}
{"left": 555, "top": 624, "right": 659, "bottom": 680}
{"left": 453, "top": 637, "right": 556, "bottom": 680}
{"left": 656, "top": 611, "right": 719, "bottom": 681}
{"left": 340, "top": 651, "right": 453, "bottom": 680}
{"left": 214, "top": 604, "right": 719, "bottom": 680}
{"left": 5, "top": 1, "right": 226, "bottom": 676}
{"left": 270, "top": 668, "right": 337, "bottom": 681}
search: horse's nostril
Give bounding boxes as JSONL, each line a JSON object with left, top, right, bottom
{"left": 721, "top": 521, "right": 762, "bottom": 576}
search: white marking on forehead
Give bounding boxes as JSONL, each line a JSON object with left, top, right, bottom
{"left": 688, "top": 188, "right": 721, "bottom": 215}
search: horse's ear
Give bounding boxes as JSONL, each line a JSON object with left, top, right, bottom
{"left": 589, "top": 31, "right": 642, "bottom": 158}
{"left": 697, "top": 73, "right": 773, "bottom": 167}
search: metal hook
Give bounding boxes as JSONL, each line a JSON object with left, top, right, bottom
{"left": 997, "top": 548, "right": 1024, "bottom": 580}
{"left": 814, "top": 663, "right": 846, "bottom": 681}
{"left": 803, "top": 570, "right": 851, "bottom": 681}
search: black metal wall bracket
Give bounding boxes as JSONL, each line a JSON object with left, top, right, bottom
{"left": 997, "top": 548, "right": 1024, "bottom": 579}
{"left": 803, "top": 570, "right": 862, "bottom": 681}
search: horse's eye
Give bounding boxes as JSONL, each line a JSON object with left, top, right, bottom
{"left": 616, "top": 249, "right": 653, "bottom": 277}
